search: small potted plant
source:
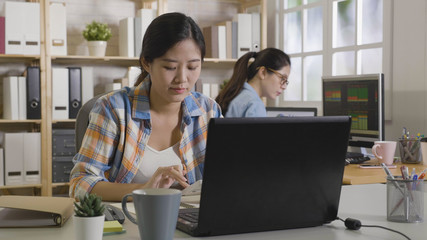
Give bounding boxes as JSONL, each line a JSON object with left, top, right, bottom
{"left": 73, "top": 193, "right": 105, "bottom": 240}
{"left": 82, "top": 21, "right": 112, "bottom": 57}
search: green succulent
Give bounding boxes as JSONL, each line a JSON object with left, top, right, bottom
{"left": 74, "top": 194, "right": 105, "bottom": 217}
{"left": 82, "top": 21, "right": 112, "bottom": 41}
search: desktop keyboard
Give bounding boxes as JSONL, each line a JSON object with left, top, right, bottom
{"left": 345, "top": 152, "right": 371, "bottom": 165}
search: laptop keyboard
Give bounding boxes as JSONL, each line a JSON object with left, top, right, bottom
{"left": 179, "top": 211, "right": 199, "bottom": 224}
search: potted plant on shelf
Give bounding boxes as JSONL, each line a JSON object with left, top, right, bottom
{"left": 82, "top": 21, "right": 112, "bottom": 57}
{"left": 73, "top": 193, "right": 105, "bottom": 240}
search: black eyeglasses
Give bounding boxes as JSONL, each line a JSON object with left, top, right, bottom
{"left": 266, "top": 68, "right": 289, "bottom": 86}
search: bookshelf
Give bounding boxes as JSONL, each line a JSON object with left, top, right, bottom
{"left": 0, "top": 0, "right": 266, "bottom": 196}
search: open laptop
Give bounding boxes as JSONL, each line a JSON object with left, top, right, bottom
{"left": 176, "top": 116, "right": 351, "bottom": 236}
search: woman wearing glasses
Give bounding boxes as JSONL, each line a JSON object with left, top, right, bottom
{"left": 216, "top": 48, "right": 291, "bottom": 117}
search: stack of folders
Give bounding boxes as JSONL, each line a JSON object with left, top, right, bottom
{"left": 2, "top": 2, "right": 40, "bottom": 55}
{"left": 0, "top": 2, "right": 67, "bottom": 54}
{"left": 2, "top": 132, "right": 41, "bottom": 186}
{"left": 2, "top": 67, "right": 41, "bottom": 120}
{"left": 51, "top": 67, "right": 95, "bottom": 120}
{"left": 202, "top": 12, "right": 260, "bottom": 60}
{"left": 119, "top": 8, "right": 157, "bottom": 57}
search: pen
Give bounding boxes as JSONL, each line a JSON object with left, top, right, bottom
{"left": 400, "top": 166, "right": 409, "bottom": 180}
{"left": 381, "top": 163, "right": 395, "bottom": 179}
{"left": 419, "top": 168, "right": 427, "bottom": 180}
{"left": 410, "top": 168, "right": 416, "bottom": 178}
{"left": 381, "top": 163, "right": 405, "bottom": 196}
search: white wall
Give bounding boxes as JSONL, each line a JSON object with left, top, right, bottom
{"left": 388, "top": 0, "right": 427, "bottom": 141}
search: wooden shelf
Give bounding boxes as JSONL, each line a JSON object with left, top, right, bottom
{"left": 0, "top": 184, "right": 42, "bottom": 190}
{"left": 52, "top": 182, "right": 70, "bottom": 187}
{"left": 0, "top": 119, "right": 42, "bottom": 124}
{"left": 52, "top": 119, "right": 76, "bottom": 124}
{"left": 50, "top": 55, "right": 237, "bottom": 67}
{"left": 0, "top": 54, "right": 41, "bottom": 64}
{"left": 51, "top": 55, "right": 139, "bottom": 67}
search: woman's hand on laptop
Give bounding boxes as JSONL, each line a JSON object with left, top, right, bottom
{"left": 145, "top": 165, "right": 189, "bottom": 189}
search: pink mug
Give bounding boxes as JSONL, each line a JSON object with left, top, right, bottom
{"left": 372, "top": 141, "right": 397, "bottom": 165}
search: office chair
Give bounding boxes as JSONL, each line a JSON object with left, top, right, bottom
{"left": 74, "top": 95, "right": 102, "bottom": 153}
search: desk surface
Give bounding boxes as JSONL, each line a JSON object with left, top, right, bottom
{"left": 343, "top": 160, "right": 427, "bottom": 184}
{"left": 1, "top": 184, "right": 426, "bottom": 240}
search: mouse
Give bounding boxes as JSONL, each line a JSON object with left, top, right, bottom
{"left": 104, "top": 204, "right": 125, "bottom": 224}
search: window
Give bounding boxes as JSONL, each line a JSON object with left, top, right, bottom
{"left": 280, "top": 0, "right": 387, "bottom": 103}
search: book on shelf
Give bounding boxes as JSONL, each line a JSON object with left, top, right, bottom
{"left": 4, "top": 133, "right": 24, "bottom": 185}
{"left": 3, "top": 76, "right": 20, "bottom": 120}
{"left": 203, "top": 25, "right": 219, "bottom": 58}
{"left": 4, "top": 1, "right": 40, "bottom": 55}
{"left": 126, "top": 66, "right": 141, "bottom": 87}
{"left": 3, "top": 132, "right": 41, "bottom": 185}
{"left": 134, "top": 8, "right": 157, "bottom": 57}
{"left": 26, "top": 66, "right": 41, "bottom": 119}
{"left": 204, "top": 12, "right": 260, "bottom": 60}
{"left": 217, "top": 25, "right": 226, "bottom": 59}
{"left": 68, "top": 67, "right": 82, "bottom": 119}
{"left": 217, "top": 21, "right": 233, "bottom": 59}
{"left": 251, "top": 13, "right": 260, "bottom": 52}
{"left": 23, "top": 132, "right": 41, "bottom": 184}
{"left": 114, "top": 78, "right": 129, "bottom": 88}
{"left": 119, "top": 17, "right": 135, "bottom": 57}
{"left": 17, "top": 76, "right": 26, "bottom": 120}
{"left": 49, "top": 2, "right": 67, "bottom": 56}
{"left": 81, "top": 67, "right": 94, "bottom": 105}
{"left": 234, "top": 13, "right": 252, "bottom": 58}
{"left": 105, "top": 83, "right": 122, "bottom": 93}
{"left": 52, "top": 68, "right": 69, "bottom": 120}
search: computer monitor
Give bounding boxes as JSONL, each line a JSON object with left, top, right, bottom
{"left": 322, "top": 74, "right": 384, "bottom": 148}
{"left": 266, "top": 107, "right": 317, "bottom": 117}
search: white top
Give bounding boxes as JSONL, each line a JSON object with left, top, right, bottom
{"left": 131, "top": 142, "right": 182, "bottom": 183}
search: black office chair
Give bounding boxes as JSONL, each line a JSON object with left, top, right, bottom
{"left": 74, "top": 95, "right": 102, "bottom": 153}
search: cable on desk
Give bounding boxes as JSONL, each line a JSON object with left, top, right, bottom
{"left": 336, "top": 217, "right": 411, "bottom": 240}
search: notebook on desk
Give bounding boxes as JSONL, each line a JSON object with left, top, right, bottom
{"left": 176, "top": 116, "right": 351, "bottom": 236}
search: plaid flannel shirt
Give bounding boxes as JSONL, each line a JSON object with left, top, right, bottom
{"left": 69, "top": 79, "right": 222, "bottom": 198}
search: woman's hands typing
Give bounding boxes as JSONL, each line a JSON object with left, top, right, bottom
{"left": 145, "top": 165, "right": 189, "bottom": 189}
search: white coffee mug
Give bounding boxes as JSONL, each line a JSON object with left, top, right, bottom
{"left": 372, "top": 141, "right": 397, "bottom": 165}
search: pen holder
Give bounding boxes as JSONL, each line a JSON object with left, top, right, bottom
{"left": 398, "top": 139, "right": 422, "bottom": 163}
{"left": 386, "top": 176, "right": 424, "bottom": 223}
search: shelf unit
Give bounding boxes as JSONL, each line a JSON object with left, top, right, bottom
{"left": 0, "top": 0, "right": 266, "bottom": 196}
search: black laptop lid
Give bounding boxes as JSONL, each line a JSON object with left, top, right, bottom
{"left": 197, "top": 116, "right": 351, "bottom": 236}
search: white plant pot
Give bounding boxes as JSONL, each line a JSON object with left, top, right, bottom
{"left": 87, "top": 41, "right": 107, "bottom": 57}
{"left": 73, "top": 214, "right": 104, "bottom": 240}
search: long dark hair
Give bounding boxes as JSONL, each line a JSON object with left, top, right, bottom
{"left": 134, "top": 12, "right": 206, "bottom": 86}
{"left": 215, "top": 48, "right": 291, "bottom": 115}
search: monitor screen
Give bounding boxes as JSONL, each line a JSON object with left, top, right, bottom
{"left": 322, "top": 74, "right": 384, "bottom": 148}
{"left": 266, "top": 107, "right": 317, "bottom": 117}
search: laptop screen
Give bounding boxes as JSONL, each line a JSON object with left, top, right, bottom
{"left": 186, "top": 116, "right": 351, "bottom": 236}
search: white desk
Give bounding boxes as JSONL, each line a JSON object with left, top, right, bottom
{"left": 1, "top": 184, "right": 426, "bottom": 240}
